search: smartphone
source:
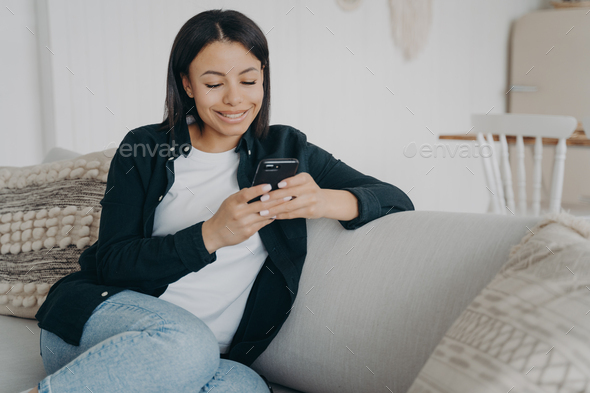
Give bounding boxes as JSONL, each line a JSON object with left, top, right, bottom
{"left": 248, "top": 158, "right": 299, "bottom": 204}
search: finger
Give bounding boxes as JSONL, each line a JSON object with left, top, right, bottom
{"left": 264, "top": 183, "right": 306, "bottom": 201}
{"left": 273, "top": 204, "right": 312, "bottom": 220}
{"left": 243, "top": 183, "right": 273, "bottom": 204}
{"left": 253, "top": 197, "right": 291, "bottom": 217}
{"left": 264, "top": 193, "right": 306, "bottom": 219}
{"left": 249, "top": 212, "right": 278, "bottom": 230}
{"left": 277, "top": 172, "right": 309, "bottom": 189}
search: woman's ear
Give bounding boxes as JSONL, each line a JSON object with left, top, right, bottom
{"left": 180, "top": 73, "right": 193, "bottom": 98}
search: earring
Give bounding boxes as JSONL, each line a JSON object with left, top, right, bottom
{"left": 187, "top": 92, "right": 193, "bottom": 98}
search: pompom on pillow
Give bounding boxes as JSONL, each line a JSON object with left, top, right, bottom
{"left": 0, "top": 148, "right": 116, "bottom": 319}
{"left": 407, "top": 212, "right": 590, "bottom": 393}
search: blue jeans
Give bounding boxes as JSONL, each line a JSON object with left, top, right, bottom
{"left": 38, "top": 289, "right": 270, "bottom": 392}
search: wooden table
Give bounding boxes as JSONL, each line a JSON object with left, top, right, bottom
{"left": 438, "top": 122, "right": 589, "bottom": 146}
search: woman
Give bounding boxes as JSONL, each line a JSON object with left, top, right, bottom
{"left": 28, "top": 9, "right": 414, "bottom": 393}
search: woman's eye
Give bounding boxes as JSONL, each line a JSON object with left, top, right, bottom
{"left": 205, "top": 81, "right": 257, "bottom": 89}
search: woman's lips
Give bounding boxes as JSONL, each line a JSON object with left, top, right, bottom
{"left": 215, "top": 108, "right": 250, "bottom": 123}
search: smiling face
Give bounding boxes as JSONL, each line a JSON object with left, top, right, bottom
{"left": 181, "top": 41, "right": 265, "bottom": 152}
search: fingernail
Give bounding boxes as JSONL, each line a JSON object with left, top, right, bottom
{"left": 262, "top": 184, "right": 272, "bottom": 192}
{"left": 270, "top": 215, "right": 277, "bottom": 219}
{"left": 261, "top": 194, "right": 270, "bottom": 202}
{"left": 278, "top": 181, "right": 287, "bottom": 188}
{"left": 260, "top": 210, "right": 269, "bottom": 216}
{"left": 283, "top": 196, "right": 292, "bottom": 201}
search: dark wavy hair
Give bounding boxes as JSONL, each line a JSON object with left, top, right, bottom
{"left": 158, "top": 9, "right": 271, "bottom": 141}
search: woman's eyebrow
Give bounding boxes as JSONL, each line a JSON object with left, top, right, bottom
{"left": 200, "top": 67, "right": 258, "bottom": 77}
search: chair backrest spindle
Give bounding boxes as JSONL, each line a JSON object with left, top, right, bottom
{"left": 532, "top": 136, "right": 543, "bottom": 216}
{"left": 499, "top": 134, "right": 516, "bottom": 214}
{"left": 471, "top": 114, "right": 577, "bottom": 217}
{"left": 549, "top": 138, "right": 568, "bottom": 213}
{"left": 485, "top": 133, "right": 506, "bottom": 215}
{"left": 515, "top": 135, "right": 527, "bottom": 215}
{"left": 477, "top": 132, "right": 501, "bottom": 213}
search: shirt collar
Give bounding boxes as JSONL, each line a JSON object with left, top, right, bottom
{"left": 233, "top": 123, "right": 255, "bottom": 153}
{"left": 171, "top": 115, "right": 255, "bottom": 157}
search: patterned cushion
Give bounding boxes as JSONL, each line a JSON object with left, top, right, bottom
{"left": 407, "top": 212, "right": 590, "bottom": 393}
{"left": 0, "top": 149, "right": 116, "bottom": 319}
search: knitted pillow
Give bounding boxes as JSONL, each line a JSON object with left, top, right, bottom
{"left": 0, "top": 148, "right": 116, "bottom": 319}
{"left": 407, "top": 212, "right": 590, "bottom": 393}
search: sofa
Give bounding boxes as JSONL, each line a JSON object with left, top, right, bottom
{"left": 2, "top": 147, "right": 589, "bottom": 393}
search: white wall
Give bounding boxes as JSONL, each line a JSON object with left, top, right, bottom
{"left": 0, "top": 0, "right": 45, "bottom": 166}
{"left": 1, "top": 0, "right": 550, "bottom": 213}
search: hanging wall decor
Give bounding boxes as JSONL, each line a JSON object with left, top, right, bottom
{"left": 388, "top": 0, "right": 433, "bottom": 61}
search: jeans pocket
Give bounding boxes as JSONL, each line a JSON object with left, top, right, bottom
{"left": 89, "top": 296, "right": 114, "bottom": 319}
{"left": 89, "top": 288, "right": 130, "bottom": 318}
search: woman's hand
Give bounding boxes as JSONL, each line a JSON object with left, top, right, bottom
{"left": 259, "top": 172, "right": 329, "bottom": 220}
{"left": 201, "top": 183, "right": 291, "bottom": 254}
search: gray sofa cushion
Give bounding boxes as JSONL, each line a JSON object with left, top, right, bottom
{"left": 0, "top": 209, "right": 539, "bottom": 393}
{"left": 407, "top": 212, "right": 590, "bottom": 392}
{"left": 1, "top": 314, "right": 47, "bottom": 392}
{"left": 251, "top": 211, "right": 539, "bottom": 393}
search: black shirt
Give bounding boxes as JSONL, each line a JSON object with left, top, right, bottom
{"left": 35, "top": 115, "right": 414, "bottom": 367}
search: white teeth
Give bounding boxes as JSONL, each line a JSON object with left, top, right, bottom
{"left": 219, "top": 111, "right": 246, "bottom": 118}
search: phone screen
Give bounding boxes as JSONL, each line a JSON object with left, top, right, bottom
{"left": 248, "top": 158, "right": 299, "bottom": 203}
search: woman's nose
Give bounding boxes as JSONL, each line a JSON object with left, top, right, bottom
{"left": 223, "top": 82, "right": 243, "bottom": 106}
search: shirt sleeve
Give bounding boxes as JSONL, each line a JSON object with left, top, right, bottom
{"left": 94, "top": 131, "right": 217, "bottom": 292}
{"left": 304, "top": 139, "right": 414, "bottom": 230}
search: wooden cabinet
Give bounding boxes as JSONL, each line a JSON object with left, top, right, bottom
{"left": 508, "top": 8, "right": 590, "bottom": 121}
{"left": 508, "top": 7, "right": 590, "bottom": 215}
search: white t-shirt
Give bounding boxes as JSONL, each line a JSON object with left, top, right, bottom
{"left": 152, "top": 144, "right": 268, "bottom": 354}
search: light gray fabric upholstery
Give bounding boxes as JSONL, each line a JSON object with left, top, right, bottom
{"left": 251, "top": 211, "right": 539, "bottom": 393}
{"left": 406, "top": 213, "right": 590, "bottom": 392}
{"left": 41, "top": 147, "right": 82, "bottom": 164}
{"left": 1, "top": 210, "right": 539, "bottom": 393}
{"left": 1, "top": 315, "right": 46, "bottom": 392}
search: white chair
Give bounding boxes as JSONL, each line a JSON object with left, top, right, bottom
{"left": 472, "top": 113, "right": 577, "bottom": 216}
